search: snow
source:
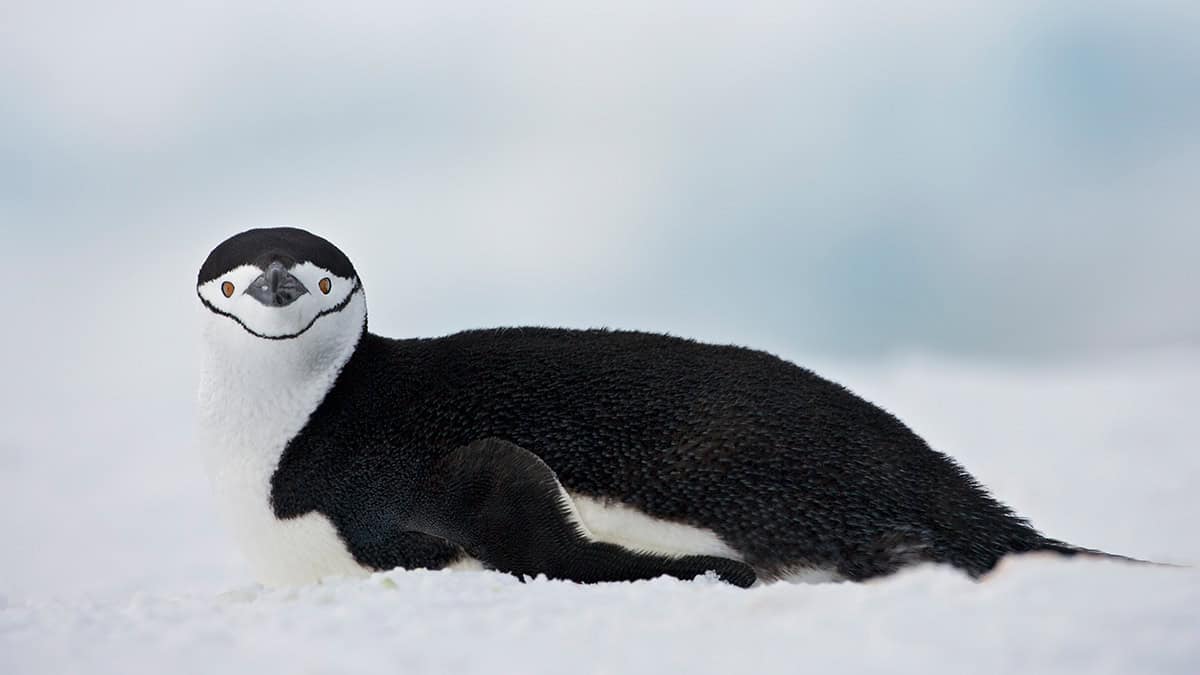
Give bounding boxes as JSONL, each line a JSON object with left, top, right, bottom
{"left": 4, "top": 563, "right": 1197, "bottom": 675}
{"left": 2, "top": 350, "right": 1199, "bottom": 674}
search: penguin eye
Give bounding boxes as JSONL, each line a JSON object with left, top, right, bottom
{"left": 319, "top": 278, "right": 331, "bottom": 295}
{"left": 221, "top": 281, "right": 235, "bottom": 298}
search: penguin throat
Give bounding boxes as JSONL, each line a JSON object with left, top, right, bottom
{"left": 198, "top": 291, "right": 366, "bottom": 462}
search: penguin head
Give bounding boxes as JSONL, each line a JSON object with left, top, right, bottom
{"left": 197, "top": 227, "right": 365, "bottom": 343}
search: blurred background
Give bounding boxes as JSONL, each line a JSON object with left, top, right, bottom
{"left": 1, "top": 1, "right": 1197, "bottom": 599}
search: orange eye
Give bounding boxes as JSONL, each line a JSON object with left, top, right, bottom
{"left": 319, "top": 278, "right": 331, "bottom": 294}
{"left": 221, "top": 281, "right": 235, "bottom": 298}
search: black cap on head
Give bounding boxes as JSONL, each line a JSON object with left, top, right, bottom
{"left": 198, "top": 227, "right": 357, "bottom": 285}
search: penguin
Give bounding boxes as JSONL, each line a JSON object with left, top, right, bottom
{"left": 197, "top": 226, "right": 1137, "bottom": 588}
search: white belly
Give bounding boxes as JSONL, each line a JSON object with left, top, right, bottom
{"left": 212, "top": 467, "right": 369, "bottom": 587}
{"left": 567, "top": 492, "right": 742, "bottom": 559}
{"left": 566, "top": 491, "right": 840, "bottom": 584}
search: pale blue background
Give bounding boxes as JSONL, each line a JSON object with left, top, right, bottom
{"left": 4, "top": 1, "right": 1197, "bottom": 363}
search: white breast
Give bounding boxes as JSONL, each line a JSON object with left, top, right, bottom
{"left": 198, "top": 293, "right": 371, "bottom": 587}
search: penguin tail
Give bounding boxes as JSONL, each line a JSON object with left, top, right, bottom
{"left": 1035, "top": 538, "right": 1184, "bottom": 569}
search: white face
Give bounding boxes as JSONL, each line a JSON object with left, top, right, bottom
{"left": 196, "top": 247, "right": 371, "bottom": 588}
{"left": 197, "top": 261, "right": 360, "bottom": 340}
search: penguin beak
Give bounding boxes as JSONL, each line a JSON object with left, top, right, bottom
{"left": 246, "top": 261, "right": 309, "bottom": 307}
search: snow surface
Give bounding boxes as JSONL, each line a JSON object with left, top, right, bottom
{"left": 3, "top": 350, "right": 1199, "bottom": 674}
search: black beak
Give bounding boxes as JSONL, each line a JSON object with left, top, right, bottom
{"left": 246, "top": 261, "right": 308, "bottom": 307}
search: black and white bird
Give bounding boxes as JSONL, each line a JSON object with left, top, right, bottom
{"left": 196, "top": 227, "right": 1135, "bottom": 588}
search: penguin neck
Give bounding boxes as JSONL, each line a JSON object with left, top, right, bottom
{"left": 198, "top": 291, "right": 367, "bottom": 481}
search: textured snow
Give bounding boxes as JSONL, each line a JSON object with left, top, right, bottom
{"left": 2, "top": 351, "right": 1198, "bottom": 674}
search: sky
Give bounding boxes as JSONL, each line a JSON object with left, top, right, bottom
{"left": 3, "top": 1, "right": 1198, "bottom": 360}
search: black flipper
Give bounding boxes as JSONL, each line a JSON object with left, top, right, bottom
{"left": 410, "top": 437, "right": 756, "bottom": 587}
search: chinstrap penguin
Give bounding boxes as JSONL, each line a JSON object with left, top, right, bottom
{"left": 197, "top": 227, "right": 1141, "bottom": 588}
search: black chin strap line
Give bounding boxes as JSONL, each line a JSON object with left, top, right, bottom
{"left": 197, "top": 279, "right": 363, "bottom": 341}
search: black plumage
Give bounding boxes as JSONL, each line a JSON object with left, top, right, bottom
{"left": 273, "top": 325, "right": 1072, "bottom": 583}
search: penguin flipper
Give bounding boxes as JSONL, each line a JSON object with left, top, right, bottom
{"left": 414, "top": 437, "right": 756, "bottom": 588}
